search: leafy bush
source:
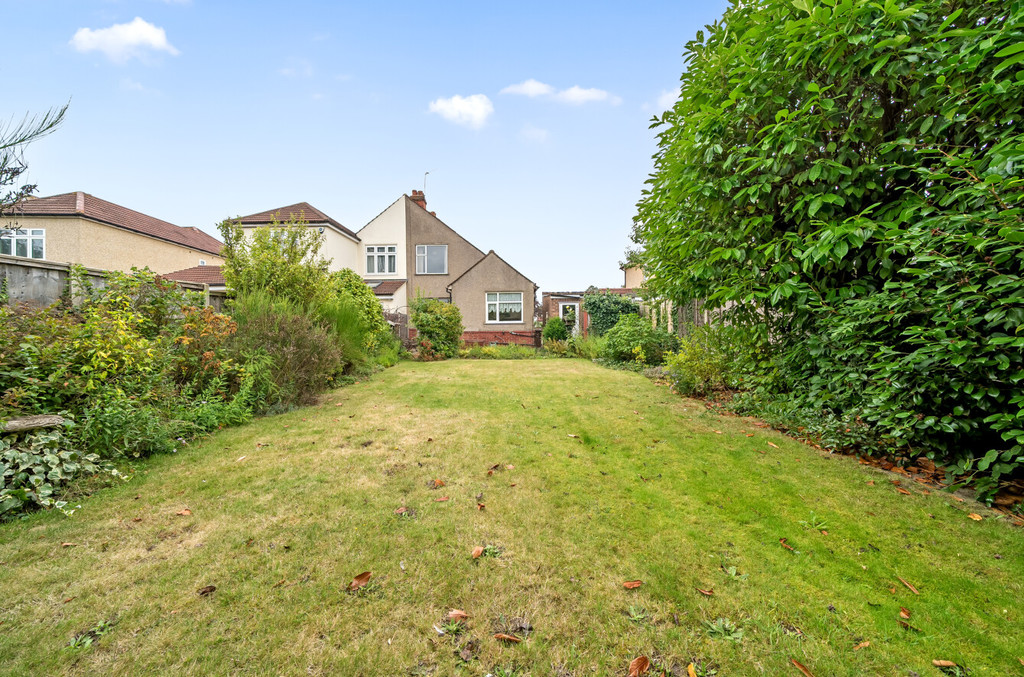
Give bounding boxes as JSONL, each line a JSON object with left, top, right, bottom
{"left": 218, "top": 217, "right": 333, "bottom": 309}
{"left": 603, "top": 314, "right": 679, "bottom": 365}
{"left": 410, "top": 298, "right": 463, "bottom": 359}
{"left": 567, "top": 334, "right": 606, "bottom": 360}
{"left": 228, "top": 292, "right": 343, "bottom": 408}
{"left": 582, "top": 292, "right": 640, "bottom": 336}
{"left": 663, "top": 324, "right": 756, "bottom": 396}
{"left": 632, "top": 0, "right": 1024, "bottom": 498}
{"left": 541, "top": 317, "right": 569, "bottom": 342}
{"left": 331, "top": 268, "right": 391, "bottom": 350}
{"left": 543, "top": 339, "right": 569, "bottom": 357}
{"left": 460, "top": 344, "right": 537, "bottom": 360}
{"left": 1, "top": 423, "right": 118, "bottom": 520}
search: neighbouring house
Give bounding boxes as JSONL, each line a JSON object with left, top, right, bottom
{"left": 232, "top": 202, "right": 361, "bottom": 272}
{"left": 358, "top": 190, "right": 538, "bottom": 345}
{"left": 1, "top": 191, "right": 224, "bottom": 273}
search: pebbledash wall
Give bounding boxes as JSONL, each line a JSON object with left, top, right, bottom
{"left": 0, "top": 255, "right": 224, "bottom": 309}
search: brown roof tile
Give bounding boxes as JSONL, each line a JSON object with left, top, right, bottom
{"left": 161, "top": 265, "right": 226, "bottom": 286}
{"left": 5, "top": 192, "right": 223, "bottom": 256}
{"left": 236, "top": 202, "right": 359, "bottom": 241}
{"left": 366, "top": 279, "right": 406, "bottom": 296}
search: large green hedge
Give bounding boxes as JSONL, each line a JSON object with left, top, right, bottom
{"left": 633, "top": 0, "right": 1024, "bottom": 496}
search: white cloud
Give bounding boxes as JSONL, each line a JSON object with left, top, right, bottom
{"left": 70, "top": 17, "right": 179, "bottom": 63}
{"left": 500, "top": 79, "right": 554, "bottom": 97}
{"left": 520, "top": 124, "right": 549, "bottom": 142}
{"left": 554, "top": 85, "right": 621, "bottom": 105}
{"left": 277, "top": 59, "right": 314, "bottom": 78}
{"left": 428, "top": 94, "right": 494, "bottom": 129}
{"left": 657, "top": 88, "right": 680, "bottom": 111}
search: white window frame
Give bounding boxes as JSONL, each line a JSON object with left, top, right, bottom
{"left": 0, "top": 228, "right": 45, "bottom": 260}
{"left": 415, "top": 244, "right": 448, "bottom": 275}
{"left": 365, "top": 244, "right": 397, "bottom": 275}
{"left": 558, "top": 302, "right": 580, "bottom": 333}
{"left": 485, "top": 291, "right": 524, "bottom": 324}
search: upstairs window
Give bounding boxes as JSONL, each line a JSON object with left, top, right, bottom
{"left": 415, "top": 245, "right": 447, "bottom": 275}
{"left": 486, "top": 292, "right": 524, "bottom": 323}
{"left": 366, "top": 245, "right": 397, "bottom": 274}
{"left": 0, "top": 228, "right": 45, "bottom": 260}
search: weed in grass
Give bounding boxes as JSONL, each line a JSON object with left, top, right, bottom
{"left": 687, "top": 659, "right": 720, "bottom": 677}
{"left": 626, "top": 605, "right": 649, "bottom": 624}
{"left": 480, "top": 543, "right": 502, "bottom": 558}
{"left": 455, "top": 637, "right": 480, "bottom": 662}
{"left": 722, "top": 565, "right": 748, "bottom": 581}
{"left": 348, "top": 580, "right": 384, "bottom": 598}
{"left": 65, "top": 619, "right": 115, "bottom": 650}
{"left": 799, "top": 511, "right": 829, "bottom": 531}
{"left": 935, "top": 663, "right": 970, "bottom": 677}
{"left": 703, "top": 617, "right": 744, "bottom": 642}
{"left": 440, "top": 619, "right": 466, "bottom": 636}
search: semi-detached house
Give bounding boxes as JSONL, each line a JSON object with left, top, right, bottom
{"left": 230, "top": 190, "right": 538, "bottom": 345}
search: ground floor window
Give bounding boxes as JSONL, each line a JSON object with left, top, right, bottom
{"left": 0, "top": 228, "right": 45, "bottom": 259}
{"left": 486, "top": 292, "right": 523, "bottom": 323}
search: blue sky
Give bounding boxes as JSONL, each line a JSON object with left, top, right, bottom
{"left": 4, "top": 0, "right": 729, "bottom": 292}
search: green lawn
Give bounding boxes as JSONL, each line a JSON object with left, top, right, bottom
{"left": 1, "top": 360, "right": 1022, "bottom": 676}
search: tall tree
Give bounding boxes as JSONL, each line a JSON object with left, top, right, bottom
{"left": 633, "top": 0, "right": 1024, "bottom": 495}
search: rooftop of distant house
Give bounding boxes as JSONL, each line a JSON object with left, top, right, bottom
{"left": 5, "top": 191, "right": 224, "bottom": 256}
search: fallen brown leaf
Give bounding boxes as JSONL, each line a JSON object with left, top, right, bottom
{"left": 236, "top": 455, "right": 246, "bottom": 462}
{"left": 61, "top": 542, "right": 76, "bottom": 547}
{"left": 432, "top": 479, "right": 445, "bottom": 488}
{"left": 696, "top": 587, "right": 714, "bottom": 596}
{"left": 176, "top": 509, "right": 192, "bottom": 516}
{"left": 687, "top": 664, "right": 698, "bottom": 677}
{"left": 623, "top": 580, "right": 643, "bottom": 589}
{"left": 853, "top": 641, "right": 870, "bottom": 651}
{"left": 889, "top": 586, "right": 897, "bottom": 594}
{"left": 899, "top": 607, "right": 911, "bottom": 620}
{"left": 932, "top": 660, "right": 957, "bottom": 668}
{"left": 448, "top": 609, "right": 469, "bottom": 621}
{"left": 62, "top": 597, "right": 75, "bottom": 604}
{"left": 505, "top": 464, "right": 515, "bottom": 470}
{"left": 435, "top": 496, "right": 450, "bottom": 502}
{"left": 476, "top": 503, "right": 486, "bottom": 511}
{"left": 568, "top": 434, "right": 580, "bottom": 439}
{"left": 895, "top": 487, "right": 912, "bottom": 495}
{"left": 898, "top": 619, "right": 920, "bottom": 632}
{"left": 790, "top": 658, "right": 814, "bottom": 677}
{"left": 714, "top": 430, "right": 723, "bottom": 434}
{"left": 780, "top": 537, "right": 795, "bottom": 551}
{"left": 897, "top": 576, "right": 920, "bottom": 595}
{"left": 628, "top": 655, "right": 650, "bottom": 676}
{"left": 866, "top": 480, "right": 875, "bottom": 485}
{"left": 131, "top": 517, "right": 142, "bottom": 522}
{"left": 197, "top": 585, "right": 216, "bottom": 596}
{"left": 272, "top": 578, "right": 287, "bottom": 588}
{"left": 347, "top": 571, "right": 372, "bottom": 591}
{"left": 968, "top": 513, "right": 983, "bottom": 521}
{"left": 472, "top": 546, "right": 485, "bottom": 559}
{"left": 394, "top": 507, "right": 409, "bottom": 515}
{"left": 745, "top": 433, "right": 754, "bottom": 437}
{"left": 953, "top": 496, "right": 964, "bottom": 502}
{"left": 493, "top": 633, "right": 521, "bottom": 643}
{"left": 767, "top": 441, "right": 779, "bottom": 448}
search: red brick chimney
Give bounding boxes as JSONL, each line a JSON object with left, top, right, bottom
{"left": 410, "top": 189, "right": 427, "bottom": 210}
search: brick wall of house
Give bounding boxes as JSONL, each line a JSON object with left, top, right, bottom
{"left": 408, "top": 327, "right": 540, "bottom": 347}
{"left": 541, "top": 293, "right": 588, "bottom": 335}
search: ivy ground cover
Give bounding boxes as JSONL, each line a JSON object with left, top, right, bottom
{"left": 1, "top": 360, "right": 1021, "bottom": 675}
